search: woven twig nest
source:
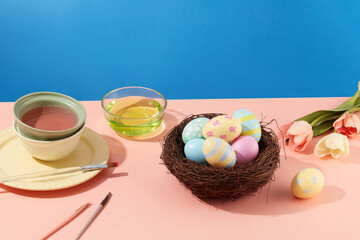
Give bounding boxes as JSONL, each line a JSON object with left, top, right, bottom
{"left": 160, "top": 113, "right": 281, "bottom": 199}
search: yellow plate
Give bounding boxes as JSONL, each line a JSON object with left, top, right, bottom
{"left": 0, "top": 127, "right": 109, "bottom": 191}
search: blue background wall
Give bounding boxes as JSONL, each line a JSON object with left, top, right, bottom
{"left": 1, "top": 0, "right": 359, "bottom": 102}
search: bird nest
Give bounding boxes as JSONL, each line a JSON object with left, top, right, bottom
{"left": 160, "top": 113, "right": 281, "bottom": 199}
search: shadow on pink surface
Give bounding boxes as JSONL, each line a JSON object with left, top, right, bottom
{"left": 0, "top": 135, "right": 128, "bottom": 198}
{"left": 204, "top": 156, "right": 346, "bottom": 215}
{"left": 0, "top": 169, "right": 128, "bottom": 198}
{"left": 101, "top": 135, "right": 127, "bottom": 166}
{"left": 205, "top": 185, "right": 345, "bottom": 216}
{"left": 345, "top": 140, "right": 360, "bottom": 164}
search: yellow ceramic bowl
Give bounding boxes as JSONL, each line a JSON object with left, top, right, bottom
{"left": 13, "top": 121, "right": 85, "bottom": 161}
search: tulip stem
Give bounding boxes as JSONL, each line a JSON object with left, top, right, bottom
{"left": 310, "top": 112, "right": 338, "bottom": 127}
{"left": 347, "top": 107, "right": 360, "bottom": 114}
{"left": 333, "top": 88, "right": 360, "bottom": 111}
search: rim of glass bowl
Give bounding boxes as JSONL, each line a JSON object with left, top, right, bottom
{"left": 101, "top": 86, "right": 167, "bottom": 121}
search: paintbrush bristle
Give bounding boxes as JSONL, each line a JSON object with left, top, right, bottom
{"left": 106, "top": 162, "right": 118, "bottom": 168}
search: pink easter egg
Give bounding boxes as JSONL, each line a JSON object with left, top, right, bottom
{"left": 231, "top": 135, "right": 259, "bottom": 164}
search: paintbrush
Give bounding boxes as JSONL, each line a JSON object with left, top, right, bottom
{"left": 0, "top": 162, "right": 118, "bottom": 183}
{"left": 41, "top": 202, "right": 91, "bottom": 240}
{"left": 74, "top": 192, "right": 112, "bottom": 239}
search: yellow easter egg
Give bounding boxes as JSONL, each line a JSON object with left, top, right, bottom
{"left": 233, "top": 109, "right": 262, "bottom": 142}
{"left": 202, "top": 115, "right": 242, "bottom": 143}
{"left": 202, "top": 137, "right": 236, "bottom": 168}
{"left": 291, "top": 168, "right": 325, "bottom": 199}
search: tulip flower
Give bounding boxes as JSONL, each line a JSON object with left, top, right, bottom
{"left": 333, "top": 112, "right": 360, "bottom": 137}
{"left": 294, "top": 81, "right": 360, "bottom": 137}
{"left": 314, "top": 133, "right": 349, "bottom": 159}
{"left": 283, "top": 81, "right": 360, "bottom": 152}
{"left": 285, "top": 121, "right": 313, "bottom": 152}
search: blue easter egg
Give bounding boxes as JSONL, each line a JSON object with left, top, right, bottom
{"left": 182, "top": 118, "right": 209, "bottom": 143}
{"left": 184, "top": 139, "right": 207, "bottom": 164}
{"left": 233, "top": 109, "right": 262, "bottom": 142}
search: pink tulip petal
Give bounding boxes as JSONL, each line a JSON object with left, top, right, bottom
{"left": 294, "top": 144, "right": 306, "bottom": 152}
{"left": 349, "top": 127, "right": 358, "bottom": 136}
{"left": 302, "top": 133, "right": 313, "bottom": 150}
{"left": 293, "top": 133, "right": 313, "bottom": 152}
{"left": 333, "top": 121, "right": 342, "bottom": 129}
{"left": 286, "top": 121, "right": 313, "bottom": 152}
{"left": 288, "top": 136, "right": 295, "bottom": 147}
{"left": 293, "top": 134, "right": 308, "bottom": 146}
{"left": 354, "top": 114, "right": 360, "bottom": 125}
{"left": 336, "top": 126, "right": 347, "bottom": 133}
{"left": 287, "top": 121, "right": 311, "bottom": 136}
{"left": 333, "top": 113, "right": 360, "bottom": 137}
{"left": 345, "top": 118, "right": 355, "bottom": 128}
{"left": 333, "top": 114, "right": 346, "bottom": 125}
{"left": 352, "top": 115, "right": 360, "bottom": 135}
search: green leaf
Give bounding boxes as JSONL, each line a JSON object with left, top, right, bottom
{"left": 294, "top": 83, "right": 360, "bottom": 136}
{"left": 334, "top": 90, "right": 360, "bottom": 111}
{"left": 355, "top": 97, "right": 360, "bottom": 106}
{"left": 296, "top": 110, "right": 343, "bottom": 126}
{"left": 312, "top": 120, "right": 334, "bottom": 137}
{"left": 295, "top": 101, "right": 360, "bottom": 126}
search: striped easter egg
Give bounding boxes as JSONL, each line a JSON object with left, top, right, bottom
{"left": 202, "top": 137, "right": 236, "bottom": 168}
{"left": 233, "top": 109, "right": 262, "bottom": 142}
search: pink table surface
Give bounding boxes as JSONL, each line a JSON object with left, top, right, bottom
{"left": 0, "top": 98, "right": 359, "bottom": 240}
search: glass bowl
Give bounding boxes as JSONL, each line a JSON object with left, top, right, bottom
{"left": 101, "top": 87, "right": 167, "bottom": 137}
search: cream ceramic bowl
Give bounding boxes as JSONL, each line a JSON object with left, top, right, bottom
{"left": 13, "top": 121, "right": 85, "bottom": 161}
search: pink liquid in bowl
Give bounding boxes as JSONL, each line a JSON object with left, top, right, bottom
{"left": 21, "top": 105, "right": 78, "bottom": 131}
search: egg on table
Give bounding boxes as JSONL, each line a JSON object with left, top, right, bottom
{"left": 291, "top": 168, "right": 325, "bottom": 199}
{"left": 202, "top": 115, "right": 242, "bottom": 143}
{"left": 182, "top": 117, "right": 209, "bottom": 144}
{"left": 202, "top": 137, "right": 236, "bottom": 168}
{"left": 233, "top": 109, "right": 262, "bottom": 142}
{"left": 231, "top": 135, "right": 259, "bottom": 164}
{"left": 184, "top": 138, "right": 207, "bottom": 164}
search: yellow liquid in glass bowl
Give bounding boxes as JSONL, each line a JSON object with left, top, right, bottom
{"left": 105, "top": 97, "right": 163, "bottom": 136}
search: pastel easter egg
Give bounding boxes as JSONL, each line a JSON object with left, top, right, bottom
{"left": 184, "top": 139, "right": 207, "bottom": 164}
{"left": 202, "top": 137, "right": 236, "bottom": 168}
{"left": 233, "top": 109, "right": 262, "bottom": 142}
{"left": 231, "top": 136, "right": 259, "bottom": 164}
{"left": 202, "top": 115, "right": 242, "bottom": 143}
{"left": 182, "top": 118, "right": 209, "bottom": 144}
{"left": 291, "top": 168, "right": 325, "bottom": 199}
